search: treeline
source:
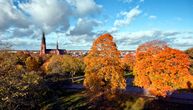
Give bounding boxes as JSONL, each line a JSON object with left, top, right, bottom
{"left": 0, "top": 33, "right": 193, "bottom": 109}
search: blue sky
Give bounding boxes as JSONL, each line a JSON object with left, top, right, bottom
{"left": 0, "top": 0, "right": 193, "bottom": 50}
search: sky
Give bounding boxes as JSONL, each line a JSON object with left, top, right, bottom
{"left": 0, "top": 0, "right": 193, "bottom": 50}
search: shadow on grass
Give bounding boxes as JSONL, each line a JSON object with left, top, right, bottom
{"left": 41, "top": 91, "right": 88, "bottom": 110}
{"left": 21, "top": 74, "right": 193, "bottom": 110}
{"left": 34, "top": 73, "right": 88, "bottom": 110}
{"left": 143, "top": 88, "right": 193, "bottom": 110}
{"left": 144, "top": 98, "right": 193, "bottom": 110}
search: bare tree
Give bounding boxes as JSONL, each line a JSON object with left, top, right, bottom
{"left": 0, "top": 40, "right": 12, "bottom": 50}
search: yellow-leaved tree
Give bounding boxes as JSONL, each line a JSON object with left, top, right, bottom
{"left": 84, "top": 33, "right": 126, "bottom": 96}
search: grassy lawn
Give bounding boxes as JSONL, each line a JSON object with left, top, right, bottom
{"left": 39, "top": 74, "right": 193, "bottom": 110}
{"left": 40, "top": 89, "right": 148, "bottom": 110}
{"left": 39, "top": 89, "right": 193, "bottom": 110}
{"left": 41, "top": 90, "right": 88, "bottom": 110}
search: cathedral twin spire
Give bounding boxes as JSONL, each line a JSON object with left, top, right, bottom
{"left": 40, "top": 32, "right": 60, "bottom": 55}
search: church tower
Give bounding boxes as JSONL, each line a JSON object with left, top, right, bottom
{"left": 56, "top": 40, "right": 59, "bottom": 50}
{"left": 56, "top": 40, "right": 60, "bottom": 55}
{"left": 40, "top": 32, "right": 46, "bottom": 56}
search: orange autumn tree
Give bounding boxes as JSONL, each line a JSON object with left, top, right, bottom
{"left": 122, "top": 53, "right": 136, "bottom": 73}
{"left": 84, "top": 33, "right": 126, "bottom": 95}
{"left": 134, "top": 40, "right": 193, "bottom": 97}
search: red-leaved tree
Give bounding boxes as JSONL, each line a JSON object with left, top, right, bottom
{"left": 134, "top": 40, "right": 193, "bottom": 96}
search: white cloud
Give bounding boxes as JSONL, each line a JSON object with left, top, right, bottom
{"left": 112, "top": 30, "right": 193, "bottom": 50}
{"left": 1, "top": 37, "right": 40, "bottom": 50}
{"left": 109, "top": 27, "right": 118, "bottom": 34}
{"left": 148, "top": 15, "right": 157, "bottom": 20}
{"left": 0, "top": 0, "right": 29, "bottom": 30}
{"left": 0, "top": 0, "right": 103, "bottom": 49}
{"left": 60, "top": 33, "right": 97, "bottom": 50}
{"left": 173, "top": 37, "right": 193, "bottom": 47}
{"left": 114, "top": 6, "right": 142, "bottom": 27}
{"left": 115, "top": 30, "right": 183, "bottom": 42}
{"left": 69, "top": 18, "right": 102, "bottom": 36}
{"left": 170, "top": 35, "right": 193, "bottom": 50}
{"left": 0, "top": 0, "right": 192, "bottom": 51}
{"left": 67, "top": 0, "right": 102, "bottom": 16}
{"left": 11, "top": 25, "right": 42, "bottom": 38}
{"left": 18, "top": 0, "right": 70, "bottom": 32}
{"left": 0, "top": 0, "right": 102, "bottom": 33}
{"left": 63, "top": 18, "right": 103, "bottom": 49}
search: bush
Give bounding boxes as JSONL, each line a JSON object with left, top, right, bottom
{"left": 16, "top": 51, "right": 30, "bottom": 65}
{"left": 25, "top": 56, "right": 40, "bottom": 71}
{"left": 43, "top": 55, "right": 85, "bottom": 76}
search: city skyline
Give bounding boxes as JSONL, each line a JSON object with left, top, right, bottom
{"left": 0, "top": 0, "right": 193, "bottom": 50}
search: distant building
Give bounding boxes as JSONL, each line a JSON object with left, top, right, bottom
{"left": 66, "top": 50, "right": 88, "bottom": 57}
{"left": 39, "top": 32, "right": 67, "bottom": 56}
{"left": 120, "top": 50, "right": 135, "bottom": 57}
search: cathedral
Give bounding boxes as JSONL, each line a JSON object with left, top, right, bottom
{"left": 39, "top": 32, "right": 67, "bottom": 56}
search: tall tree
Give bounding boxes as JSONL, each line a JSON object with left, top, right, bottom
{"left": 84, "top": 33, "right": 126, "bottom": 96}
{"left": 0, "top": 40, "right": 12, "bottom": 50}
{"left": 134, "top": 40, "right": 193, "bottom": 96}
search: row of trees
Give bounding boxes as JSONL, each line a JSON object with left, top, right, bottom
{"left": 0, "top": 50, "right": 85, "bottom": 109}
{"left": 84, "top": 34, "right": 193, "bottom": 98}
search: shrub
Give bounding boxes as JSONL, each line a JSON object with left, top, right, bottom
{"left": 43, "top": 55, "right": 85, "bottom": 76}
{"left": 25, "top": 56, "right": 40, "bottom": 71}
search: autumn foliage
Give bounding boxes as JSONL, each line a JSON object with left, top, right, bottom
{"left": 25, "top": 56, "right": 40, "bottom": 71}
{"left": 43, "top": 55, "right": 85, "bottom": 76}
{"left": 134, "top": 40, "right": 193, "bottom": 96}
{"left": 83, "top": 33, "right": 126, "bottom": 94}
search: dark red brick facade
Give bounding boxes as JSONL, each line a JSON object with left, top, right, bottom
{"left": 39, "top": 32, "right": 67, "bottom": 56}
